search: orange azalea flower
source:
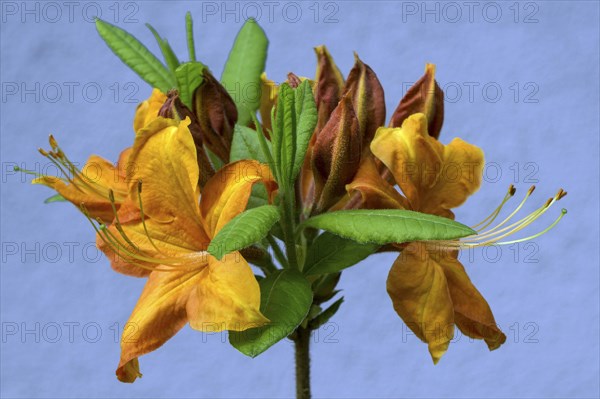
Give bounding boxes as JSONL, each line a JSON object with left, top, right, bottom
{"left": 89, "top": 117, "right": 276, "bottom": 382}
{"left": 349, "top": 112, "right": 566, "bottom": 363}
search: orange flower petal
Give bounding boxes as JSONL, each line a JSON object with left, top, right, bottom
{"left": 187, "top": 254, "right": 268, "bottom": 332}
{"left": 387, "top": 242, "right": 454, "bottom": 364}
{"left": 127, "top": 117, "right": 210, "bottom": 245}
{"left": 116, "top": 267, "right": 206, "bottom": 382}
{"left": 439, "top": 253, "right": 507, "bottom": 350}
{"left": 133, "top": 89, "right": 167, "bottom": 132}
{"left": 200, "top": 160, "right": 276, "bottom": 238}
{"left": 371, "top": 113, "right": 484, "bottom": 216}
{"left": 346, "top": 153, "right": 409, "bottom": 210}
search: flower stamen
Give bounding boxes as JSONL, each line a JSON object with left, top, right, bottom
{"left": 428, "top": 187, "right": 567, "bottom": 250}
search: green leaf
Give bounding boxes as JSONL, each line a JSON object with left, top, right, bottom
{"left": 229, "top": 269, "right": 313, "bottom": 357}
{"left": 175, "top": 62, "right": 204, "bottom": 108}
{"left": 246, "top": 184, "right": 269, "bottom": 210}
{"left": 146, "top": 23, "right": 180, "bottom": 75}
{"left": 304, "top": 232, "right": 379, "bottom": 276}
{"left": 291, "top": 80, "right": 317, "bottom": 179}
{"left": 44, "top": 194, "right": 66, "bottom": 204}
{"left": 221, "top": 18, "right": 268, "bottom": 126}
{"left": 230, "top": 125, "right": 268, "bottom": 163}
{"left": 185, "top": 11, "right": 196, "bottom": 62}
{"left": 270, "top": 82, "right": 317, "bottom": 188}
{"left": 205, "top": 147, "right": 224, "bottom": 171}
{"left": 270, "top": 83, "right": 294, "bottom": 186}
{"left": 95, "top": 18, "right": 175, "bottom": 92}
{"left": 302, "top": 209, "right": 476, "bottom": 245}
{"left": 208, "top": 205, "right": 280, "bottom": 260}
{"left": 309, "top": 297, "right": 344, "bottom": 330}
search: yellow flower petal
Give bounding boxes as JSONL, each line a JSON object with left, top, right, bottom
{"left": 200, "top": 160, "right": 276, "bottom": 238}
{"left": 116, "top": 267, "right": 207, "bottom": 383}
{"left": 187, "top": 254, "right": 269, "bottom": 332}
{"left": 387, "top": 242, "right": 454, "bottom": 364}
{"left": 133, "top": 89, "right": 167, "bottom": 132}
{"left": 128, "top": 117, "right": 209, "bottom": 245}
{"left": 371, "top": 113, "right": 484, "bottom": 216}
{"left": 439, "top": 253, "right": 507, "bottom": 350}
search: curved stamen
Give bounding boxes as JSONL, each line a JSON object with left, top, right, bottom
{"left": 426, "top": 187, "right": 567, "bottom": 250}
{"left": 472, "top": 184, "right": 516, "bottom": 231}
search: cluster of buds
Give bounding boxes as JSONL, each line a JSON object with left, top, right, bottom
{"left": 150, "top": 46, "right": 444, "bottom": 223}
{"left": 258, "top": 46, "right": 445, "bottom": 217}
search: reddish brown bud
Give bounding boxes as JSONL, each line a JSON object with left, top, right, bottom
{"left": 314, "top": 45, "right": 345, "bottom": 133}
{"left": 193, "top": 69, "right": 238, "bottom": 163}
{"left": 287, "top": 72, "right": 302, "bottom": 89}
{"left": 159, "top": 90, "right": 215, "bottom": 187}
{"left": 342, "top": 53, "right": 386, "bottom": 146}
{"left": 312, "top": 95, "right": 361, "bottom": 213}
{"left": 390, "top": 63, "right": 444, "bottom": 139}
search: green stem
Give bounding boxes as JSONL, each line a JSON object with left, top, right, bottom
{"left": 294, "top": 326, "right": 311, "bottom": 399}
{"left": 280, "top": 191, "right": 299, "bottom": 270}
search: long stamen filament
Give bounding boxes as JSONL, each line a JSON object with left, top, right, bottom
{"left": 471, "top": 184, "right": 516, "bottom": 231}
{"left": 426, "top": 187, "right": 567, "bottom": 250}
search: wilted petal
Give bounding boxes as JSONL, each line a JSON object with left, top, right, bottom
{"left": 390, "top": 64, "right": 444, "bottom": 139}
{"left": 438, "top": 252, "right": 507, "bottom": 350}
{"left": 387, "top": 242, "right": 454, "bottom": 364}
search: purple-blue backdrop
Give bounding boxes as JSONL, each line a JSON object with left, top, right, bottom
{"left": 1, "top": 1, "right": 599, "bottom": 397}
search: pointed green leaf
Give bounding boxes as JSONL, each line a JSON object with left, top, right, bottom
{"left": 221, "top": 18, "right": 268, "bottom": 126}
{"left": 95, "top": 18, "right": 175, "bottom": 92}
{"left": 44, "top": 194, "right": 66, "bottom": 204}
{"left": 302, "top": 209, "right": 476, "bottom": 244}
{"left": 309, "top": 297, "right": 344, "bottom": 330}
{"left": 146, "top": 23, "right": 180, "bottom": 74}
{"left": 230, "top": 125, "right": 268, "bottom": 163}
{"left": 175, "top": 62, "right": 204, "bottom": 108}
{"left": 304, "top": 232, "right": 379, "bottom": 276}
{"left": 208, "top": 205, "right": 280, "bottom": 260}
{"left": 186, "top": 11, "right": 197, "bottom": 62}
{"left": 229, "top": 269, "right": 313, "bottom": 357}
{"left": 291, "top": 80, "right": 317, "bottom": 179}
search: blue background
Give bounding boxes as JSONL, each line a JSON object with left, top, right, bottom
{"left": 1, "top": 1, "right": 599, "bottom": 397}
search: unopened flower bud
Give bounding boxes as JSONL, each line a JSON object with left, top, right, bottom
{"left": 342, "top": 53, "right": 386, "bottom": 146}
{"left": 312, "top": 95, "right": 361, "bottom": 213}
{"left": 193, "top": 69, "right": 238, "bottom": 163}
{"left": 314, "top": 45, "right": 345, "bottom": 134}
{"left": 389, "top": 63, "right": 444, "bottom": 139}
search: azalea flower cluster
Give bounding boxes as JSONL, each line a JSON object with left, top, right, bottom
{"left": 24, "top": 17, "right": 566, "bottom": 394}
